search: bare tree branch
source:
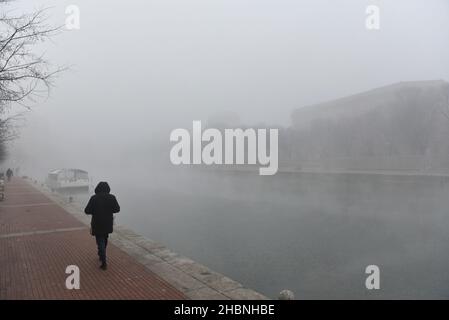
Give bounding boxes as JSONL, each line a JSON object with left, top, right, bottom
{"left": 0, "top": 2, "right": 64, "bottom": 151}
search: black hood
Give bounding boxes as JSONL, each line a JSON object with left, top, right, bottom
{"left": 95, "top": 181, "right": 110, "bottom": 194}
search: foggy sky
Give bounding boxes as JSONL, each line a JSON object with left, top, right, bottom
{"left": 6, "top": 0, "right": 449, "bottom": 175}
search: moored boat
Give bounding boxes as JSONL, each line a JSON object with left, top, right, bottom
{"left": 46, "top": 168, "right": 89, "bottom": 192}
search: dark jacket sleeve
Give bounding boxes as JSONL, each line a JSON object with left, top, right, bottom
{"left": 85, "top": 196, "right": 95, "bottom": 215}
{"left": 111, "top": 195, "right": 120, "bottom": 214}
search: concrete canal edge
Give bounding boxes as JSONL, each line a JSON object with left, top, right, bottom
{"left": 29, "top": 180, "right": 269, "bottom": 300}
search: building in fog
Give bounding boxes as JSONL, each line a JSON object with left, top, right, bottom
{"left": 282, "top": 80, "right": 449, "bottom": 172}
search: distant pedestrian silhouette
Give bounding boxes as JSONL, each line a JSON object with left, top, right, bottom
{"left": 84, "top": 182, "right": 120, "bottom": 270}
{"left": 6, "top": 168, "right": 13, "bottom": 182}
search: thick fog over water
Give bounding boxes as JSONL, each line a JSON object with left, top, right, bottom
{"left": 4, "top": 0, "right": 449, "bottom": 298}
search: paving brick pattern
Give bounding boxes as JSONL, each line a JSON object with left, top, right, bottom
{"left": 0, "top": 178, "right": 187, "bottom": 300}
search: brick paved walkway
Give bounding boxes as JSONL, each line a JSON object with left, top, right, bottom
{"left": 0, "top": 178, "right": 187, "bottom": 299}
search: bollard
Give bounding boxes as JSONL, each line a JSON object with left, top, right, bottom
{"left": 68, "top": 196, "right": 73, "bottom": 203}
{"left": 278, "top": 290, "right": 295, "bottom": 300}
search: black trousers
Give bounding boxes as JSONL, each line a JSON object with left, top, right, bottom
{"left": 95, "top": 234, "right": 109, "bottom": 263}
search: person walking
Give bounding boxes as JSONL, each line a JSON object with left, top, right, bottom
{"left": 84, "top": 181, "right": 120, "bottom": 270}
{"left": 6, "top": 168, "right": 13, "bottom": 182}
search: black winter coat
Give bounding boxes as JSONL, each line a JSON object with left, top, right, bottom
{"left": 85, "top": 183, "right": 120, "bottom": 236}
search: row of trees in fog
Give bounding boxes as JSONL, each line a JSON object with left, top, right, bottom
{"left": 0, "top": 0, "right": 61, "bottom": 160}
{"left": 204, "top": 82, "right": 449, "bottom": 172}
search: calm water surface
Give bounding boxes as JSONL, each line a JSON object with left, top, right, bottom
{"left": 68, "top": 169, "right": 449, "bottom": 299}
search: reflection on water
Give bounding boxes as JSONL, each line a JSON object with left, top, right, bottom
{"left": 56, "top": 187, "right": 90, "bottom": 197}
{"left": 68, "top": 170, "right": 449, "bottom": 299}
{"left": 56, "top": 187, "right": 90, "bottom": 205}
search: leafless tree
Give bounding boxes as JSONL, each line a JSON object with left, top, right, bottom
{"left": 0, "top": 1, "right": 63, "bottom": 158}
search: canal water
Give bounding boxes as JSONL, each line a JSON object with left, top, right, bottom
{"left": 66, "top": 168, "right": 449, "bottom": 299}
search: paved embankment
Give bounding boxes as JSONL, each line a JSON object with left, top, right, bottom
{"left": 0, "top": 178, "right": 267, "bottom": 300}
